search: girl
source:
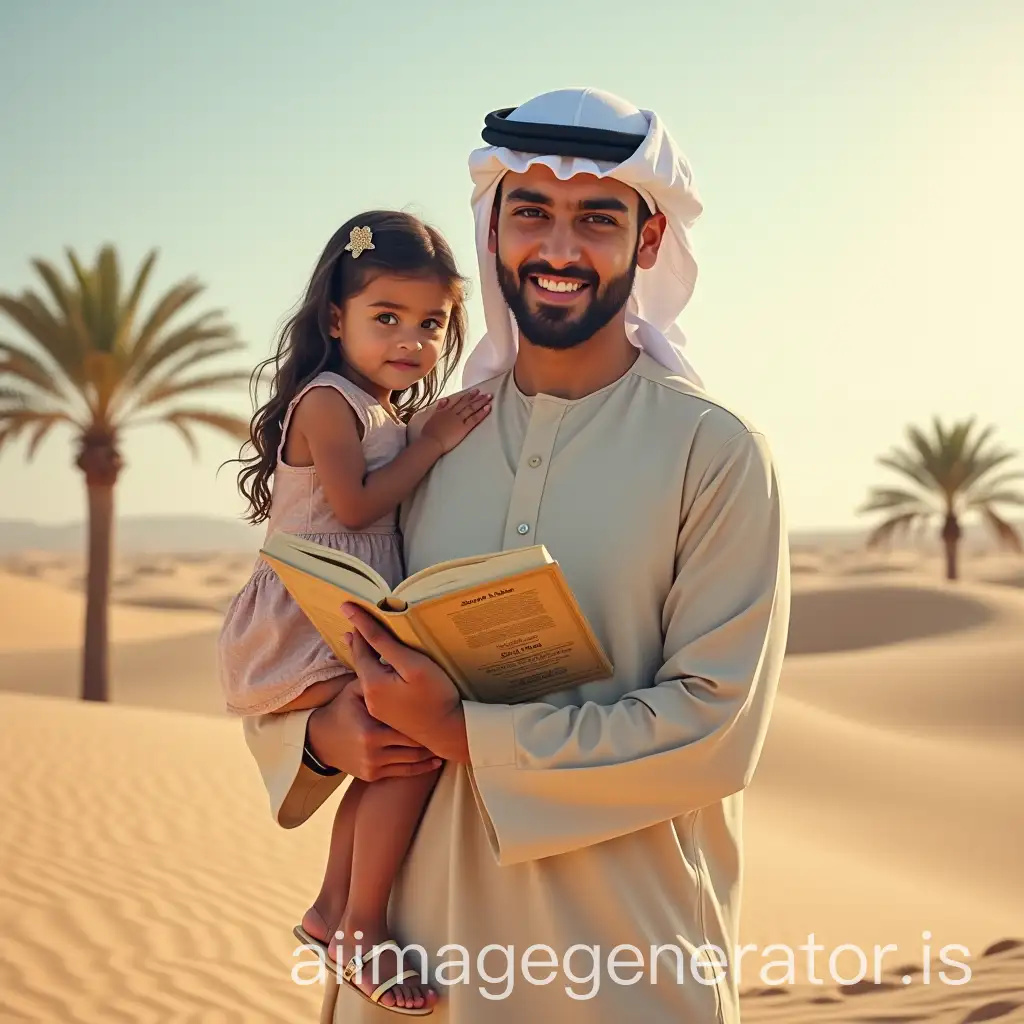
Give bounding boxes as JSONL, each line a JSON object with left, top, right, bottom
{"left": 220, "top": 211, "right": 491, "bottom": 1015}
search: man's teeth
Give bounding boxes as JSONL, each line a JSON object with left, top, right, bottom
{"left": 536, "top": 277, "right": 585, "bottom": 293}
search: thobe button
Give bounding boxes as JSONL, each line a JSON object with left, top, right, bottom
{"left": 517, "top": 523, "right": 530, "bottom": 535}
{"left": 527, "top": 454, "right": 542, "bottom": 467}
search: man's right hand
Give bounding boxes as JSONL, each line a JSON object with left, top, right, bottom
{"left": 305, "top": 678, "right": 442, "bottom": 781}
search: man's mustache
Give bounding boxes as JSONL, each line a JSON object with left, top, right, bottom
{"left": 517, "top": 262, "right": 599, "bottom": 287}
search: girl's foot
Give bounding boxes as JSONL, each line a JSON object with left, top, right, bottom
{"left": 332, "top": 914, "right": 438, "bottom": 1012}
{"left": 299, "top": 905, "right": 334, "bottom": 949}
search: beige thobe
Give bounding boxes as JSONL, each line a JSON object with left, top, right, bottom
{"left": 243, "top": 351, "right": 791, "bottom": 1022}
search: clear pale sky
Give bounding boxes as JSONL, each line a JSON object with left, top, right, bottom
{"left": 1, "top": 0, "right": 1021, "bottom": 531}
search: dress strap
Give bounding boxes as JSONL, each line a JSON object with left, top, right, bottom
{"left": 276, "top": 372, "right": 378, "bottom": 462}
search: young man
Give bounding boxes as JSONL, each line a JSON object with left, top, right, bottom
{"left": 246, "top": 87, "right": 790, "bottom": 1022}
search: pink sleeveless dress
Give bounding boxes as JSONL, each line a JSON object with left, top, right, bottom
{"left": 218, "top": 371, "right": 407, "bottom": 715}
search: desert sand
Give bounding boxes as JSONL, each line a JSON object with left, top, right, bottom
{"left": 0, "top": 541, "right": 1022, "bottom": 1023}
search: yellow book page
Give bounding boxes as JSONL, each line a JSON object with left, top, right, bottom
{"left": 261, "top": 532, "right": 392, "bottom": 592}
{"left": 259, "top": 542, "right": 385, "bottom": 606}
{"left": 262, "top": 555, "right": 425, "bottom": 668}
{"left": 407, "top": 562, "right": 613, "bottom": 704}
{"left": 395, "top": 545, "right": 552, "bottom": 605}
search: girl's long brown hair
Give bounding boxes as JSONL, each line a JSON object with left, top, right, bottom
{"left": 231, "top": 210, "right": 468, "bottom": 524}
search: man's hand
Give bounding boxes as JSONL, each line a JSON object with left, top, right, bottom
{"left": 306, "top": 676, "right": 443, "bottom": 781}
{"left": 343, "top": 603, "right": 471, "bottom": 764}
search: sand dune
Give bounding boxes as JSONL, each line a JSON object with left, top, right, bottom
{"left": 744, "top": 695, "right": 1024, "bottom": 948}
{"left": 786, "top": 574, "right": 1024, "bottom": 654}
{"left": 0, "top": 692, "right": 328, "bottom": 1023}
{"left": 1, "top": 690, "right": 1020, "bottom": 1023}
{"left": 783, "top": 575, "right": 1024, "bottom": 741}
{"left": 0, "top": 570, "right": 223, "bottom": 654}
{"left": 0, "top": 548, "right": 1022, "bottom": 1021}
{"left": 740, "top": 939, "right": 1024, "bottom": 1024}
{"left": 0, "top": 628, "right": 226, "bottom": 713}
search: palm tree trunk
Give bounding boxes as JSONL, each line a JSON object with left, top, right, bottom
{"left": 943, "top": 536, "right": 958, "bottom": 581}
{"left": 81, "top": 480, "right": 115, "bottom": 701}
{"left": 76, "top": 433, "right": 122, "bottom": 703}
{"left": 941, "top": 511, "right": 961, "bottom": 582}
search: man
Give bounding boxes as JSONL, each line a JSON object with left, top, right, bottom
{"left": 244, "top": 87, "right": 790, "bottom": 1022}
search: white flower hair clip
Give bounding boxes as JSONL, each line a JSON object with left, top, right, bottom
{"left": 344, "top": 225, "right": 375, "bottom": 258}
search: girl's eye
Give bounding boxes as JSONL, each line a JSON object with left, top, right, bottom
{"left": 422, "top": 318, "right": 444, "bottom": 330}
{"left": 375, "top": 312, "right": 399, "bottom": 325}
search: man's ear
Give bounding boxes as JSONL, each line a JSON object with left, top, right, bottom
{"left": 635, "top": 211, "right": 668, "bottom": 271}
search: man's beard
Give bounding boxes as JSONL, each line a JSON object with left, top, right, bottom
{"left": 495, "top": 255, "right": 637, "bottom": 351}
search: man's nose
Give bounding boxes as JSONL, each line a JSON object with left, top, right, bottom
{"left": 537, "top": 218, "right": 582, "bottom": 267}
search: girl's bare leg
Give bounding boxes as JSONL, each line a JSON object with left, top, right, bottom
{"left": 332, "top": 768, "right": 442, "bottom": 1012}
{"left": 276, "top": 674, "right": 359, "bottom": 947}
{"left": 299, "top": 778, "right": 367, "bottom": 947}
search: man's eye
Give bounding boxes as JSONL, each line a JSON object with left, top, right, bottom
{"left": 376, "top": 313, "right": 398, "bottom": 325}
{"left": 584, "top": 214, "right": 616, "bottom": 225}
{"left": 514, "top": 207, "right": 546, "bottom": 218}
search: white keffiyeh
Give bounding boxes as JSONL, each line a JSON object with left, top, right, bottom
{"left": 462, "top": 87, "right": 705, "bottom": 390}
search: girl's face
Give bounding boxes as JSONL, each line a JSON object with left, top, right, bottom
{"left": 329, "top": 272, "right": 454, "bottom": 398}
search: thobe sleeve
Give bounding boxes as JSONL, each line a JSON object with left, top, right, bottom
{"left": 242, "top": 708, "right": 347, "bottom": 828}
{"left": 462, "top": 428, "right": 790, "bottom": 866}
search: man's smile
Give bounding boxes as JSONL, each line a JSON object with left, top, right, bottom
{"left": 527, "top": 274, "right": 592, "bottom": 304}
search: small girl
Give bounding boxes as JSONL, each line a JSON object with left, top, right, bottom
{"left": 219, "top": 211, "right": 491, "bottom": 1015}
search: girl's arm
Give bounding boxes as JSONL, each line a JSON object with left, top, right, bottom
{"left": 287, "top": 386, "right": 490, "bottom": 531}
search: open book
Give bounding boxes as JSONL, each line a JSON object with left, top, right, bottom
{"left": 259, "top": 532, "right": 613, "bottom": 704}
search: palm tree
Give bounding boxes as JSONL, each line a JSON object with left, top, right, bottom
{"left": 858, "top": 416, "right": 1024, "bottom": 580}
{"left": 0, "top": 245, "right": 251, "bottom": 701}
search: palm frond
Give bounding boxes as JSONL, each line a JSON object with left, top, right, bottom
{"left": 960, "top": 449, "right": 1019, "bottom": 493}
{"left": 126, "top": 279, "right": 207, "bottom": 367}
{"left": 875, "top": 451, "right": 937, "bottom": 494}
{"left": 0, "top": 385, "right": 32, "bottom": 410}
{"left": 116, "top": 249, "right": 158, "bottom": 352}
{"left": 129, "top": 370, "right": 253, "bottom": 413}
{"left": 0, "top": 293, "right": 84, "bottom": 383}
{"left": 26, "top": 413, "right": 73, "bottom": 458}
{"left": 82, "top": 350, "right": 123, "bottom": 427}
{"left": 970, "top": 469, "right": 1024, "bottom": 492}
{"left": 0, "top": 407, "right": 76, "bottom": 458}
{"left": 127, "top": 406, "right": 250, "bottom": 460}
{"left": 64, "top": 248, "right": 99, "bottom": 343}
{"left": 902, "top": 424, "right": 945, "bottom": 491}
{"left": 966, "top": 491, "right": 1024, "bottom": 508}
{"left": 857, "top": 487, "right": 934, "bottom": 515}
{"left": 111, "top": 337, "right": 244, "bottom": 426}
{"left": 865, "top": 511, "right": 929, "bottom": 549}
{"left": 1, "top": 245, "right": 251, "bottom": 471}
{"left": 125, "top": 314, "right": 239, "bottom": 386}
{"left": 162, "top": 407, "right": 250, "bottom": 438}
{"left": 977, "top": 504, "right": 1024, "bottom": 553}
{"left": 96, "top": 246, "right": 121, "bottom": 354}
{"left": 0, "top": 339, "right": 68, "bottom": 400}
{"left": 29, "top": 257, "right": 78, "bottom": 323}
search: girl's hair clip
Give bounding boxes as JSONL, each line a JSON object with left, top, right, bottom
{"left": 344, "top": 225, "right": 375, "bottom": 259}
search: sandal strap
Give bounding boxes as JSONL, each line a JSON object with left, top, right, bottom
{"left": 370, "top": 969, "right": 422, "bottom": 1004}
{"left": 341, "top": 940, "right": 408, "bottom": 983}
